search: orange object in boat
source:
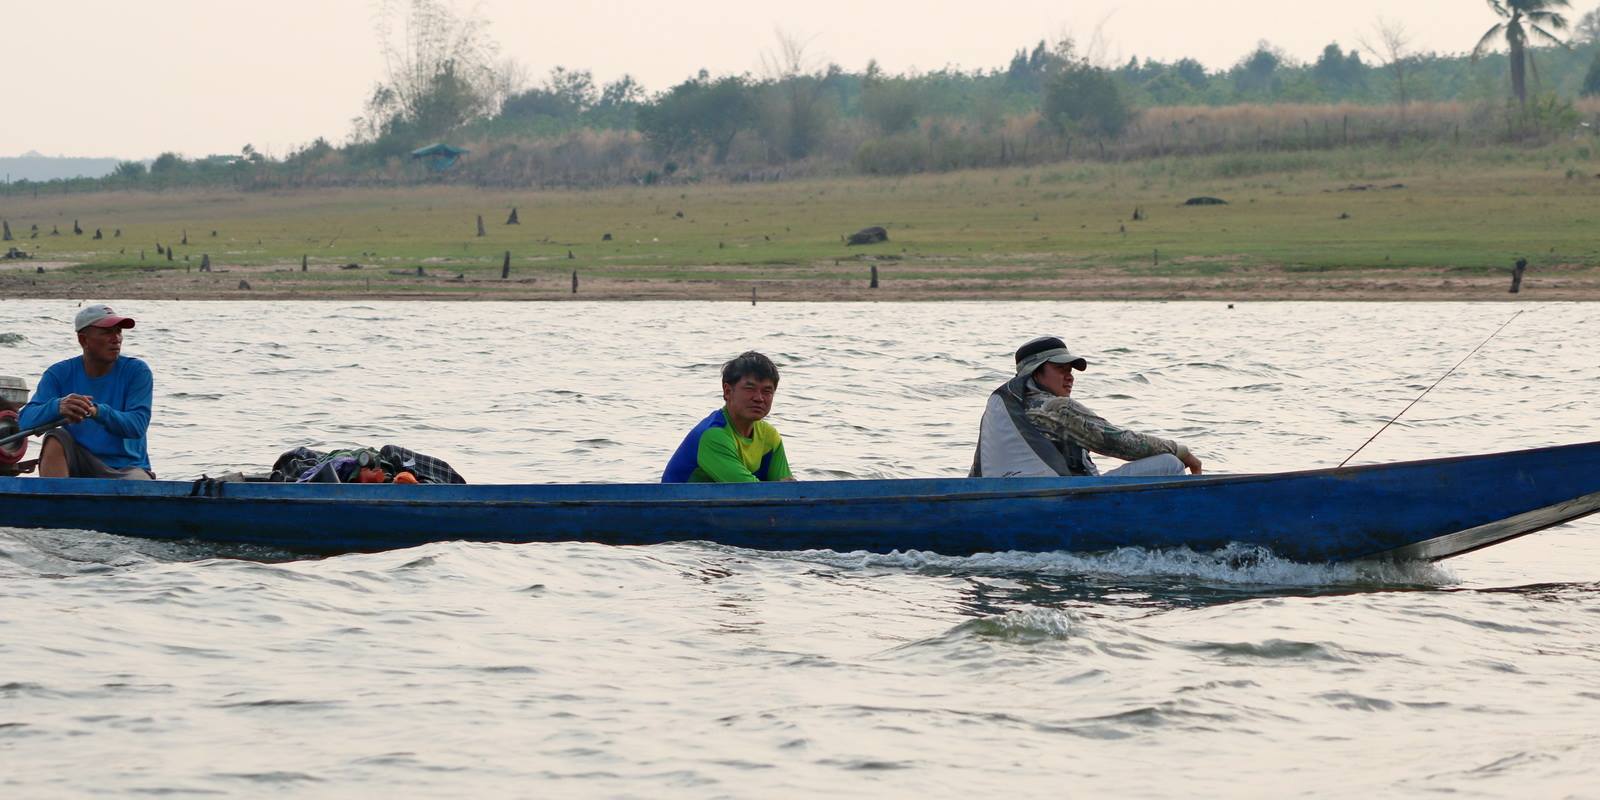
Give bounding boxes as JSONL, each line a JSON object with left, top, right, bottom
{"left": 358, "top": 466, "right": 387, "bottom": 483}
{"left": 392, "top": 471, "right": 418, "bottom": 484}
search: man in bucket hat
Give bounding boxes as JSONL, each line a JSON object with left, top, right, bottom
{"left": 970, "top": 335, "right": 1201, "bottom": 479}
{"left": 17, "top": 303, "right": 156, "bottom": 479}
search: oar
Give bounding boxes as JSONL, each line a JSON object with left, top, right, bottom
{"left": 0, "top": 418, "right": 66, "bottom": 450}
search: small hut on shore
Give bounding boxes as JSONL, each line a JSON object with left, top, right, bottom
{"left": 410, "top": 143, "right": 469, "bottom": 172}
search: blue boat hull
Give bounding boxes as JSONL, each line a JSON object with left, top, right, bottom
{"left": 2, "top": 441, "right": 1599, "bottom": 562}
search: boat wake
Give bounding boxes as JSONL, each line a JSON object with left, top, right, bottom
{"left": 771, "top": 542, "right": 1456, "bottom": 589}
{"left": 938, "top": 607, "right": 1079, "bottom": 643}
{"left": 3, "top": 523, "right": 1456, "bottom": 596}
{"left": 0, "top": 527, "right": 300, "bottom": 578}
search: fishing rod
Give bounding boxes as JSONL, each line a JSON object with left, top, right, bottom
{"left": 1338, "top": 309, "right": 1524, "bottom": 469}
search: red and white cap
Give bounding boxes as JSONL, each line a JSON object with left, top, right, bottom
{"left": 74, "top": 304, "right": 136, "bottom": 332}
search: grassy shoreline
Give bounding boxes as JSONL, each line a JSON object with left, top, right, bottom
{"left": 3, "top": 143, "right": 1598, "bottom": 301}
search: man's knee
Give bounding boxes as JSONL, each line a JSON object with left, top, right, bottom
{"left": 37, "top": 434, "right": 69, "bottom": 477}
{"left": 1153, "top": 453, "right": 1185, "bottom": 474}
{"left": 1110, "top": 453, "right": 1186, "bottom": 477}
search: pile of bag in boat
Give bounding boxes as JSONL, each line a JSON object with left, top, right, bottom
{"left": 270, "top": 445, "right": 466, "bottom": 484}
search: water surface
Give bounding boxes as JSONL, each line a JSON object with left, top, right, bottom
{"left": 2, "top": 300, "right": 1596, "bottom": 797}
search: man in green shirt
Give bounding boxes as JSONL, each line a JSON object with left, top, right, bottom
{"left": 661, "top": 351, "right": 794, "bottom": 483}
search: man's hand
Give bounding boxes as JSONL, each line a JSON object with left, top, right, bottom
{"left": 1179, "top": 451, "right": 1203, "bottom": 475}
{"left": 58, "top": 394, "right": 97, "bottom": 424}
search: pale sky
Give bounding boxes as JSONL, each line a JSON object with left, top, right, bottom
{"left": 8, "top": 0, "right": 1576, "bottom": 160}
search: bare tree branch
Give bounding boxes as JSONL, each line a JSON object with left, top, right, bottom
{"left": 1361, "top": 17, "right": 1415, "bottom": 109}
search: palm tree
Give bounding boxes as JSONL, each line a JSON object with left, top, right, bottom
{"left": 1472, "top": 0, "right": 1572, "bottom": 107}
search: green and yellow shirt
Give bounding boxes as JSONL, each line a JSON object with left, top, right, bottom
{"left": 662, "top": 407, "right": 792, "bottom": 483}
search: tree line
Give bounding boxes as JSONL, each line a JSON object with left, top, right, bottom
{"left": 16, "top": 0, "right": 1600, "bottom": 193}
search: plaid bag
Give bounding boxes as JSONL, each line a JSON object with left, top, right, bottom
{"left": 378, "top": 445, "right": 466, "bottom": 484}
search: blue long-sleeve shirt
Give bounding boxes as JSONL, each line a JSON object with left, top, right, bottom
{"left": 19, "top": 356, "right": 153, "bottom": 470}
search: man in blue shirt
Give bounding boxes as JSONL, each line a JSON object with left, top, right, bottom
{"left": 19, "top": 304, "right": 156, "bottom": 479}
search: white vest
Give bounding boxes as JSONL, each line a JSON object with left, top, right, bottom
{"left": 970, "top": 375, "right": 1096, "bottom": 478}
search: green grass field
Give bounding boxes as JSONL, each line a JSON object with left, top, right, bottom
{"left": 3, "top": 140, "right": 1598, "bottom": 299}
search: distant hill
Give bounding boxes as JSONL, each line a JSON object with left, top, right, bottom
{"left": 0, "top": 151, "right": 125, "bottom": 182}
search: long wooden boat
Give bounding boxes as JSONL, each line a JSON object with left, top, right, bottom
{"left": 2, "top": 441, "right": 1598, "bottom": 562}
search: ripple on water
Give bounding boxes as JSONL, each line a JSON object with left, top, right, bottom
{"left": 212, "top": 772, "right": 324, "bottom": 784}
{"left": 1177, "top": 638, "right": 1372, "bottom": 663}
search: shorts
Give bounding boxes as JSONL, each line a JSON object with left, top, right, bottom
{"left": 41, "top": 428, "right": 156, "bottom": 480}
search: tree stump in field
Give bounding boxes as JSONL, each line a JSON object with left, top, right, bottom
{"left": 506, "top": 208, "right": 519, "bottom": 225}
{"left": 50, "top": 225, "right": 59, "bottom": 236}
{"left": 93, "top": 229, "right": 102, "bottom": 240}
{"left": 156, "top": 243, "right": 164, "bottom": 255}
{"left": 140, "top": 250, "right": 145, "bottom": 261}
{"left": 114, "top": 229, "right": 121, "bottom": 237}
{"left": 501, "top": 251, "right": 510, "bottom": 279}
{"left": 238, "top": 280, "right": 251, "bottom": 291}
{"left": 602, "top": 232, "right": 613, "bottom": 241}
{"left": 476, "top": 215, "right": 486, "bottom": 237}
{"left": 870, "top": 264, "right": 879, "bottom": 289}
{"left": 200, "top": 254, "right": 211, "bottom": 272}
{"left": 181, "top": 230, "right": 188, "bottom": 245}
{"left": 2, "top": 221, "right": 10, "bottom": 241}
{"left": 1510, "top": 258, "right": 1527, "bottom": 294}
{"left": 302, "top": 254, "right": 308, "bottom": 272}
{"left": 73, "top": 220, "right": 83, "bottom": 235}
{"left": 571, "top": 270, "right": 578, "bottom": 294}
{"left": 167, "top": 248, "right": 174, "bottom": 262}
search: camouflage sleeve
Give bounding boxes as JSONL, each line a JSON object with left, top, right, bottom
{"left": 1026, "top": 396, "right": 1189, "bottom": 462}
